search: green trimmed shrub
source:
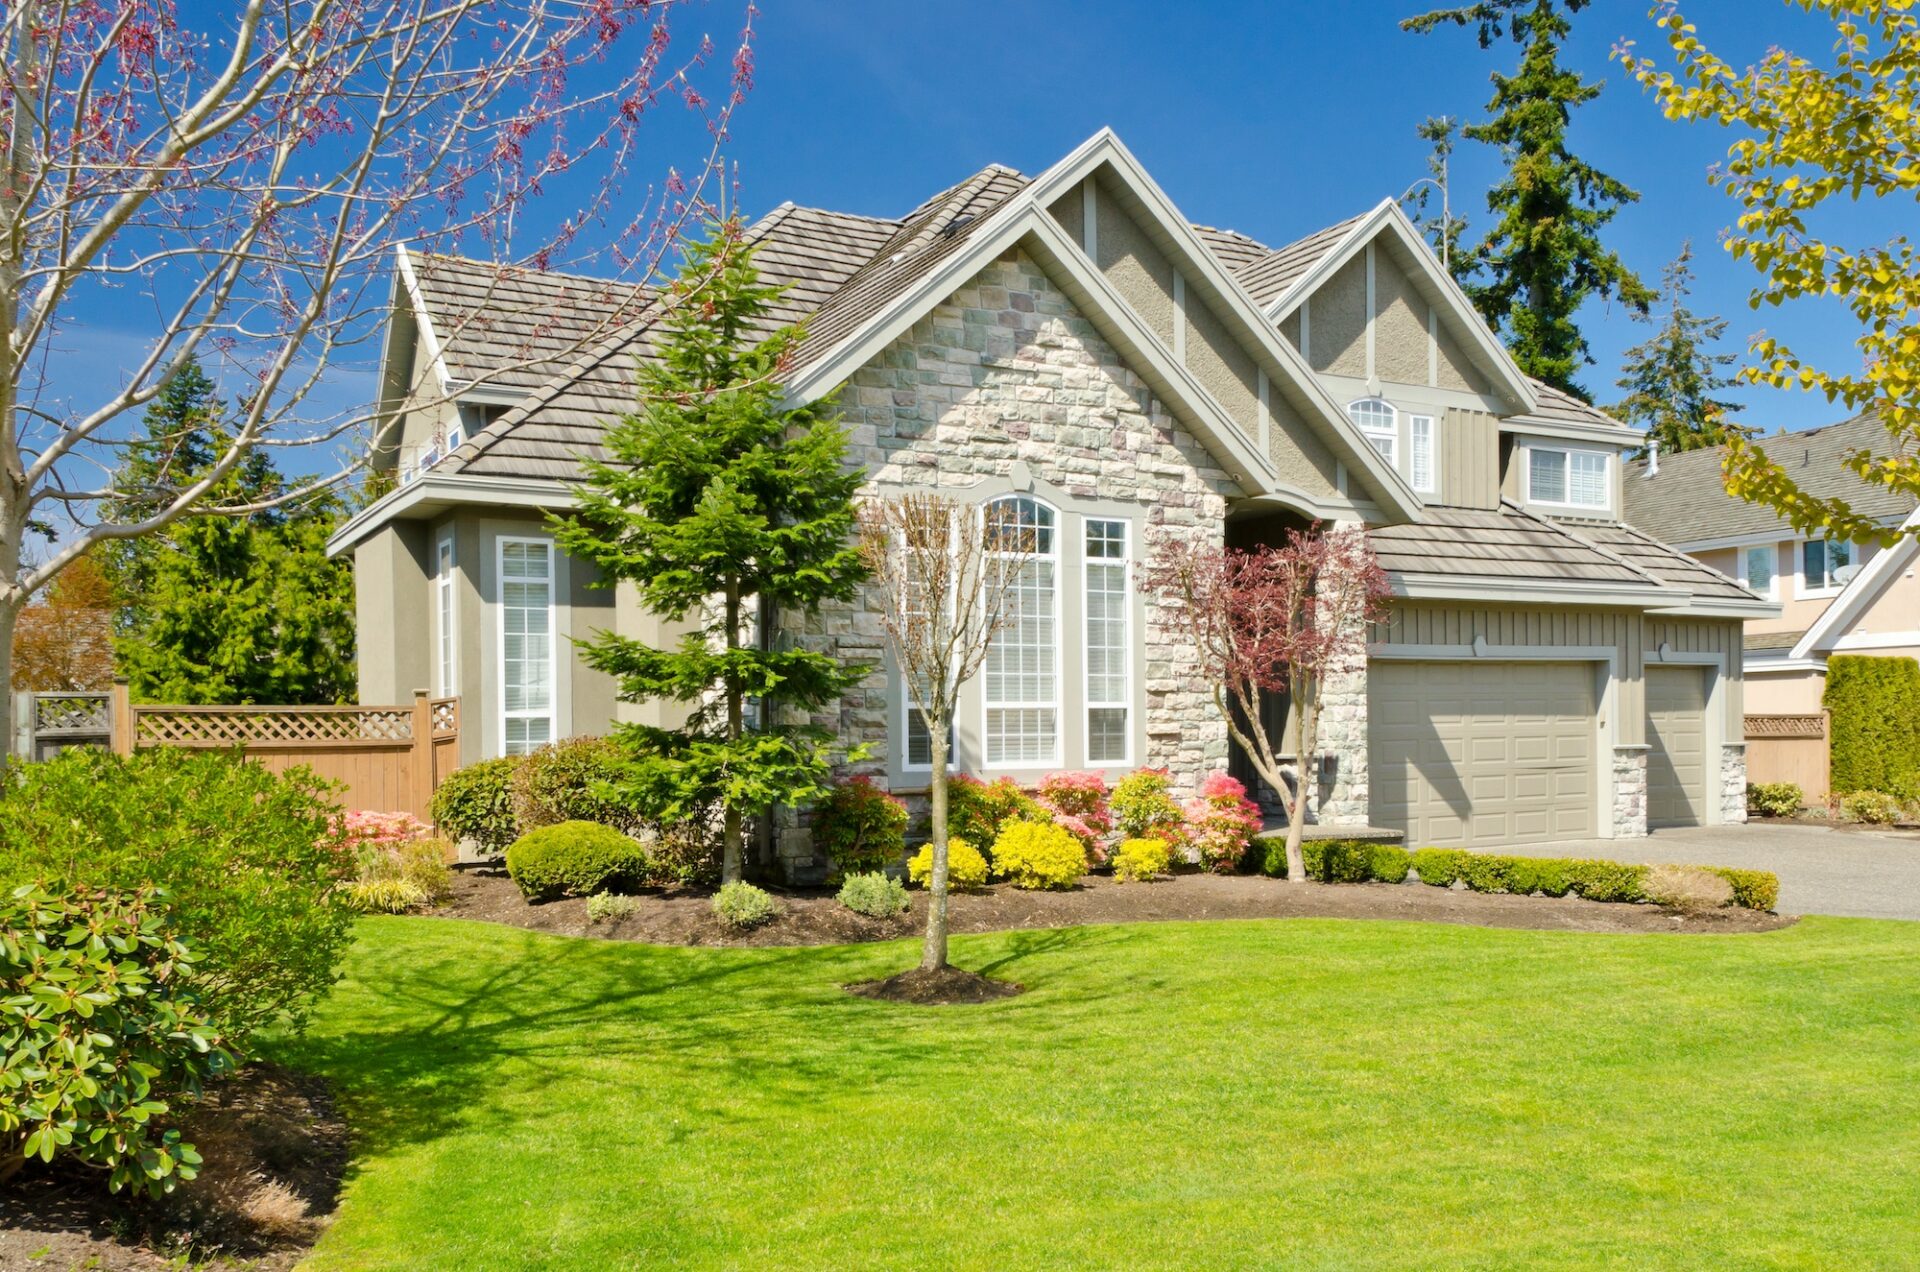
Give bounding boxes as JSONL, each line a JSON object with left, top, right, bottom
{"left": 992, "top": 821, "right": 1086, "bottom": 891}
{"left": 0, "top": 747, "right": 355, "bottom": 1045}
{"left": 814, "top": 777, "right": 910, "bottom": 875}
{"left": 908, "top": 838, "right": 990, "bottom": 890}
{"left": 713, "top": 881, "right": 778, "bottom": 930}
{"left": 1, "top": 883, "right": 234, "bottom": 1197}
{"left": 1746, "top": 782, "right": 1803, "bottom": 818}
{"left": 1839, "top": 790, "right": 1903, "bottom": 825}
{"left": 504, "top": 821, "right": 652, "bottom": 902}
{"left": 836, "top": 871, "right": 911, "bottom": 917}
{"left": 1366, "top": 843, "right": 1413, "bottom": 884}
{"left": 430, "top": 756, "right": 523, "bottom": 853}
{"left": 1411, "top": 848, "right": 1469, "bottom": 887}
{"left": 1705, "top": 866, "right": 1780, "bottom": 912}
{"left": 1562, "top": 859, "right": 1648, "bottom": 903}
{"left": 947, "top": 775, "right": 1049, "bottom": 850}
{"left": 1112, "top": 837, "right": 1173, "bottom": 883}
{"left": 1258, "top": 838, "right": 1411, "bottom": 883}
{"left": 512, "top": 736, "right": 646, "bottom": 836}
{"left": 1825, "top": 655, "right": 1920, "bottom": 797}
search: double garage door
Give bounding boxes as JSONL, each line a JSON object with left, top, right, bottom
{"left": 1369, "top": 660, "right": 1711, "bottom": 846}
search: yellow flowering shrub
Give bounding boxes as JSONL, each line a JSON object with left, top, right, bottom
{"left": 991, "top": 821, "right": 1085, "bottom": 891}
{"left": 908, "top": 837, "right": 990, "bottom": 890}
{"left": 1111, "top": 837, "right": 1171, "bottom": 883}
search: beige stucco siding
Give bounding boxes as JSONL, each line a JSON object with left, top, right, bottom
{"left": 1695, "top": 540, "right": 1899, "bottom": 638}
{"left": 1094, "top": 189, "right": 1177, "bottom": 347}
{"left": 354, "top": 523, "right": 432, "bottom": 706}
{"left": 1048, "top": 183, "right": 1084, "bottom": 250}
{"left": 1308, "top": 256, "right": 1368, "bottom": 378}
{"left": 1265, "top": 391, "right": 1341, "bottom": 496}
{"left": 1745, "top": 672, "right": 1825, "bottom": 714}
{"left": 1433, "top": 317, "right": 1488, "bottom": 395}
{"left": 1438, "top": 408, "right": 1501, "bottom": 510}
{"left": 1372, "top": 251, "right": 1429, "bottom": 386}
{"left": 1183, "top": 288, "right": 1261, "bottom": 437}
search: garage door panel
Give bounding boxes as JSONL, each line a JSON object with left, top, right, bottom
{"left": 1646, "top": 665, "right": 1709, "bottom": 828}
{"left": 1369, "top": 661, "right": 1597, "bottom": 848}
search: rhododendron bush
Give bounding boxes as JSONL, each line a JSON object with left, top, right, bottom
{"left": 1037, "top": 771, "right": 1114, "bottom": 866}
{"left": 1184, "top": 773, "right": 1263, "bottom": 873}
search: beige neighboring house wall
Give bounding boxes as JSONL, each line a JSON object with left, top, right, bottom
{"left": 353, "top": 522, "right": 433, "bottom": 705}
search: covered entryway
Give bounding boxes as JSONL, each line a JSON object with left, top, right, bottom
{"left": 1369, "top": 660, "right": 1597, "bottom": 848}
{"left": 1645, "top": 664, "right": 1709, "bottom": 828}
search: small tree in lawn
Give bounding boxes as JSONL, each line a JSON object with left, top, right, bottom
{"left": 1146, "top": 526, "right": 1389, "bottom": 884}
{"left": 556, "top": 222, "right": 869, "bottom": 885}
{"left": 858, "top": 493, "right": 1036, "bottom": 973}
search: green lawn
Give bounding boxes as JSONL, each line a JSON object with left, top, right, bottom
{"left": 272, "top": 914, "right": 1920, "bottom": 1270}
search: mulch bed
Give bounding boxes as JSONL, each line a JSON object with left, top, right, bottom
{"left": 846, "top": 965, "right": 1026, "bottom": 1004}
{"left": 0, "top": 1064, "right": 347, "bottom": 1272}
{"left": 436, "top": 867, "right": 1796, "bottom": 949}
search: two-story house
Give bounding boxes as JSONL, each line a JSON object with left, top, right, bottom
{"left": 328, "top": 129, "right": 1776, "bottom": 876}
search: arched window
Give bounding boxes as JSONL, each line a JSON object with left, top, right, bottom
{"left": 982, "top": 495, "right": 1058, "bottom": 766}
{"left": 1347, "top": 398, "right": 1398, "bottom": 465}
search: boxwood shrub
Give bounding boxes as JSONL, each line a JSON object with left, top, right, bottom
{"left": 430, "top": 756, "right": 523, "bottom": 853}
{"left": 1256, "top": 837, "right": 1411, "bottom": 883}
{"left": 505, "top": 821, "right": 652, "bottom": 902}
{"left": 1405, "top": 847, "right": 1779, "bottom": 911}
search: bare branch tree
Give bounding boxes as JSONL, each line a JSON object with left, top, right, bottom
{"left": 0, "top": 0, "right": 758, "bottom": 750}
{"left": 1145, "top": 525, "right": 1388, "bottom": 883}
{"left": 857, "top": 492, "right": 1035, "bottom": 973}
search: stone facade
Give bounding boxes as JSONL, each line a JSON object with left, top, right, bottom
{"left": 1720, "top": 743, "right": 1748, "bottom": 825}
{"left": 772, "top": 249, "right": 1238, "bottom": 879}
{"left": 1612, "top": 745, "right": 1649, "bottom": 839}
{"left": 1314, "top": 633, "right": 1370, "bottom": 827}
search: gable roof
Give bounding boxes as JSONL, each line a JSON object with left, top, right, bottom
{"left": 1622, "top": 412, "right": 1914, "bottom": 546}
{"left": 1232, "top": 214, "right": 1369, "bottom": 309}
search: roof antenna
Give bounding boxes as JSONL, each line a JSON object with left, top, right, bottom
{"left": 1647, "top": 437, "right": 1659, "bottom": 477}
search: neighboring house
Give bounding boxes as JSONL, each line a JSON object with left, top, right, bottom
{"left": 1623, "top": 413, "right": 1920, "bottom": 715}
{"left": 329, "top": 129, "right": 1776, "bottom": 876}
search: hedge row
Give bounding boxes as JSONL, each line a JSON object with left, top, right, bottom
{"left": 1824, "top": 655, "right": 1920, "bottom": 798}
{"left": 1255, "top": 837, "right": 1412, "bottom": 884}
{"left": 1409, "top": 848, "right": 1778, "bottom": 912}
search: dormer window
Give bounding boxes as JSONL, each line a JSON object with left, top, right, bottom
{"left": 1347, "top": 398, "right": 1397, "bottom": 465}
{"left": 1526, "top": 445, "right": 1609, "bottom": 511}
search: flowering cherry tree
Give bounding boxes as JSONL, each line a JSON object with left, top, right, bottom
{"left": 0, "top": 0, "right": 756, "bottom": 750}
{"left": 1145, "top": 525, "right": 1390, "bottom": 884}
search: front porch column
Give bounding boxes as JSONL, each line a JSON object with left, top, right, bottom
{"left": 1721, "top": 743, "right": 1749, "bottom": 824}
{"left": 1612, "top": 744, "right": 1649, "bottom": 838}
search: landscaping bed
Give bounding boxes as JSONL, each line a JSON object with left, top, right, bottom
{"left": 0, "top": 1064, "right": 347, "bottom": 1272}
{"left": 438, "top": 866, "right": 1794, "bottom": 945}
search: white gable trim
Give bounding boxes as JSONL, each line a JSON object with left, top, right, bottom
{"left": 1792, "top": 506, "right": 1920, "bottom": 659}
{"left": 325, "top": 472, "right": 575, "bottom": 558}
{"left": 1263, "top": 201, "right": 1539, "bottom": 416}
{"left": 393, "top": 245, "right": 455, "bottom": 397}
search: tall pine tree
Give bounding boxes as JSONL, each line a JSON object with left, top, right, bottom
{"left": 1613, "top": 243, "right": 1743, "bottom": 455}
{"left": 105, "top": 357, "right": 356, "bottom": 704}
{"left": 555, "top": 220, "right": 869, "bottom": 884}
{"left": 1405, "top": 0, "right": 1653, "bottom": 398}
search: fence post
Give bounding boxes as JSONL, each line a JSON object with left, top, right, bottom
{"left": 11, "top": 691, "right": 30, "bottom": 760}
{"left": 109, "top": 680, "right": 134, "bottom": 757}
{"left": 411, "top": 689, "right": 433, "bottom": 824}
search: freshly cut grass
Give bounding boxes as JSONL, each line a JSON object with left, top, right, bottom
{"left": 273, "top": 915, "right": 1920, "bottom": 1271}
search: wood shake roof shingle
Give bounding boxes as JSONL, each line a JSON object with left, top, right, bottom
{"left": 1368, "top": 507, "right": 1662, "bottom": 588}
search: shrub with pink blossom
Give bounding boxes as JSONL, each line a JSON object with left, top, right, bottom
{"left": 335, "top": 810, "right": 429, "bottom": 852}
{"left": 1037, "top": 770, "right": 1114, "bottom": 865}
{"left": 1182, "top": 772, "right": 1262, "bottom": 873}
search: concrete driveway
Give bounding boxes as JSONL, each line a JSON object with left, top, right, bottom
{"left": 1521, "top": 822, "right": 1920, "bottom": 920}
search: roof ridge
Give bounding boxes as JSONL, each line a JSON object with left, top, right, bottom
{"left": 409, "top": 250, "right": 650, "bottom": 292}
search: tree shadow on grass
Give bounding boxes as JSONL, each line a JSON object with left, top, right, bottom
{"left": 266, "top": 918, "right": 1137, "bottom": 1173}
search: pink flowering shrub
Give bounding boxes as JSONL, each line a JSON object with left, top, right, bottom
{"left": 1182, "top": 772, "right": 1262, "bottom": 873}
{"left": 335, "top": 810, "right": 429, "bottom": 852}
{"left": 1037, "top": 771, "right": 1114, "bottom": 866}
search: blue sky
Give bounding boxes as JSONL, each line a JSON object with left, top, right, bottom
{"left": 51, "top": 0, "right": 1906, "bottom": 480}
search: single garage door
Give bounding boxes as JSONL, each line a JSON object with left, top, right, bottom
{"left": 1645, "top": 665, "right": 1709, "bottom": 828}
{"left": 1369, "top": 660, "right": 1596, "bottom": 848}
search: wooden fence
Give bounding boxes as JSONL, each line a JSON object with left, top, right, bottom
{"left": 13, "top": 682, "right": 460, "bottom": 824}
{"left": 1744, "top": 712, "right": 1829, "bottom": 805}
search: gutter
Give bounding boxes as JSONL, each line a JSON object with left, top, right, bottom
{"left": 326, "top": 472, "right": 578, "bottom": 558}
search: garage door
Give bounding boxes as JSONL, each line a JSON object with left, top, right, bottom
{"left": 1646, "top": 665, "right": 1709, "bottom": 828}
{"left": 1369, "top": 661, "right": 1596, "bottom": 848}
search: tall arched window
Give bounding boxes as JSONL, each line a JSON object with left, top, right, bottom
{"left": 982, "top": 494, "right": 1058, "bottom": 766}
{"left": 1347, "top": 398, "right": 1397, "bottom": 465}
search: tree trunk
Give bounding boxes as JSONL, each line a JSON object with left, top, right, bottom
{"left": 0, "top": 597, "right": 16, "bottom": 761}
{"left": 721, "top": 581, "right": 743, "bottom": 884}
{"left": 0, "top": 1144, "right": 22, "bottom": 1185}
{"left": 920, "top": 722, "right": 950, "bottom": 971}
{"left": 1282, "top": 697, "right": 1313, "bottom": 884}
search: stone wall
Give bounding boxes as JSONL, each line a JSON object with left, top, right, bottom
{"left": 1612, "top": 745, "right": 1649, "bottom": 839}
{"left": 1720, "top": 743, "right": 1748, "bottom": 825}
{"left": 773, "top": 248, "right": 1238, "bottom": 880}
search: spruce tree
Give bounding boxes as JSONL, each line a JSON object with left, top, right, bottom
{"left": 1405, "top": 0, "right": 1654, "bottom": 397}
{"left": 1612, "top": 243, "right": 1742, "bottom": 455}
{"left": 555, "top": 220, "right": 868, "bottom": 884}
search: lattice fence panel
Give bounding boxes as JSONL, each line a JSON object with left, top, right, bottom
{"left": 1745, "top": 714, "right": 1827, "bottom": 741}
{"left": 430, "top": 697, "right": 459, "bottom": 736}
{"left": 135, "top": 707, "right": 414, "bottom": 747}
{"left": 33, "top": 693, "right": 110, "bottom": 734}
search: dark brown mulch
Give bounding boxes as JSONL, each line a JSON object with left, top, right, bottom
{"left": 0, "top": 1064, "right": 347, "bottom": 1272}
{"left": 846, "top": 965, "right": 1025, "bottom": 1005}
{"left": 435, "top": 866, "right": 1796, "bottom": 949}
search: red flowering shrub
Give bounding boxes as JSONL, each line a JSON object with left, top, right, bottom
{"left": 946, "top": 774, "right": 1048, "bottom": 849}
{"left": 813, "top": 776, "right": 909, "bottom": 875}
{"left": 1037, "top": 771, "right": 1113, "bottom": 865}
{"left": 1183, "top": 772, "right": 1262, "bottom": 873}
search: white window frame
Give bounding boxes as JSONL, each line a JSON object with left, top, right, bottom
{"left": 1524, "top": 444, "right": 1612, "bottom": 512}
{"left": 1346, "top": 398, "right": 1398, "bottom": 467}
{"left": 496, "top": 535, "right": 558, "bottom": 757}
{"left": 1407, "top": 413, "right": 1437, "bottom": 497}
{"left": 435, "top": 532, "right": 457, "bottom": 697}
{"left": 1799, "top": 537, "right": 1855, "bottom": 599}
{"left": 1083, "top": 516, "right": 1132, "bottom": 767}
{"left": 981, "top": 494, "right": 1062, "bottom": 770}
{"left": 1737, "top": 543, "right": 1780, "bottom": 600}
{"left": 900, "top": 694, "right": 953, "bottom": 773}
